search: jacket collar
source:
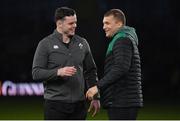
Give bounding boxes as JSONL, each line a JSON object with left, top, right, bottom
{"left": 53, "top": 29, "right": 63, "bottom": 41}
{"left": 53, "top": 29, "right": 77, "bottom": 43}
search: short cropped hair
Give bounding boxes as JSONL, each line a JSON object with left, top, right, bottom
{"left": 104, "top": 9, "right": 126, "bottom": 25}
{"left": 54, "top": 7, "right": 76, "bottom": 22}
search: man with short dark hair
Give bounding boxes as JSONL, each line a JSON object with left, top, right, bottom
{"left": 86, "top": 9, "right": 143, "bottom": 120}
{"left": 32, "top": 7, "right": 100, "bottom": 120}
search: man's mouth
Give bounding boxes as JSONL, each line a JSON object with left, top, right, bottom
{"left": 105, "top": 29, "right": 109, "bottom": 33}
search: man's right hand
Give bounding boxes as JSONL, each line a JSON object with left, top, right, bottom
{"left": 86, "top": 86, "right": 98, "bottom": 100}
{"left": 57, "top": 66, "right": 77, "bottom": 77}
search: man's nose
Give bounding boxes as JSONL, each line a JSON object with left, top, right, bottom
{"left": 73, "top": 23, "right": 77, "bottom": 28}
{"left": 103, "top": 25, "right": 106, "bottom": 30}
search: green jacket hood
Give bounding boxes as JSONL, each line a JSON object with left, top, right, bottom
{"left": 115, "top": 26, "right": 139, "bottom": 45}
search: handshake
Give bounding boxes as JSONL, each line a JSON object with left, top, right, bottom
{"left": 86, "top": 85, "right": 99, "bottom": 100}
{"left": 86, "top": 85, "right": 100, "bottom": 117}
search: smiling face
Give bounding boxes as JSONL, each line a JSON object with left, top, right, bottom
{"left": 103, "top": 15, "right": 123, "bottom": 38}
{"left": 57, "top": 14, "right": 77, "bottom": 37}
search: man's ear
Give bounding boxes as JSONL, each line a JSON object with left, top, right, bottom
{"left": 116, "top": 20, "right": 123, "bottom": 28}
{"left": 56, "top": 20, "right": 62, "bottom": 28}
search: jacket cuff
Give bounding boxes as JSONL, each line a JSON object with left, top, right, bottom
{"left": 93, "top": 92, "right": 100, "bottom": 100}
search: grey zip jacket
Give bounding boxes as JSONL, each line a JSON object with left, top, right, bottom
{"left": 32, "top": 30, "right": 98, "bottom": 103}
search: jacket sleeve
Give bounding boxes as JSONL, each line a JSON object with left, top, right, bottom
{"left": 97, "top": 37, "right": 133, "bottom": 89}
{"left": 83, "top": 40, "right": 98, "bottom": 88}
{"left": 32, "top": 40, "right": 58, "bottom": 81}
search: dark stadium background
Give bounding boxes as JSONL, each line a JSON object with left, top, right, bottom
{"left": 0, "top": 0, "right": 180, "bottom": 119}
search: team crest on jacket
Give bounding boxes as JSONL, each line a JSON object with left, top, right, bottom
{"left": 79, "top": 43, "right": 83, "bottom": 49}
{"left": 53, "top": 45, "right": 59, "bottom": 49}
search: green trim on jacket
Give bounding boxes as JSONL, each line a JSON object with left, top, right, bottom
{"left": 106, "top": 26, "right": 138, "bottom": 56}
{"left": 106, "top": 32, "right": 126, "bottom": 56}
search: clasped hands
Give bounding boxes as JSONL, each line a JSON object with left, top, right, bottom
{"left": 86, "top": 85, "right": 98, "bottom": 100}
{"left": 86, "top": 85, "right": 100, "bottom": 117}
